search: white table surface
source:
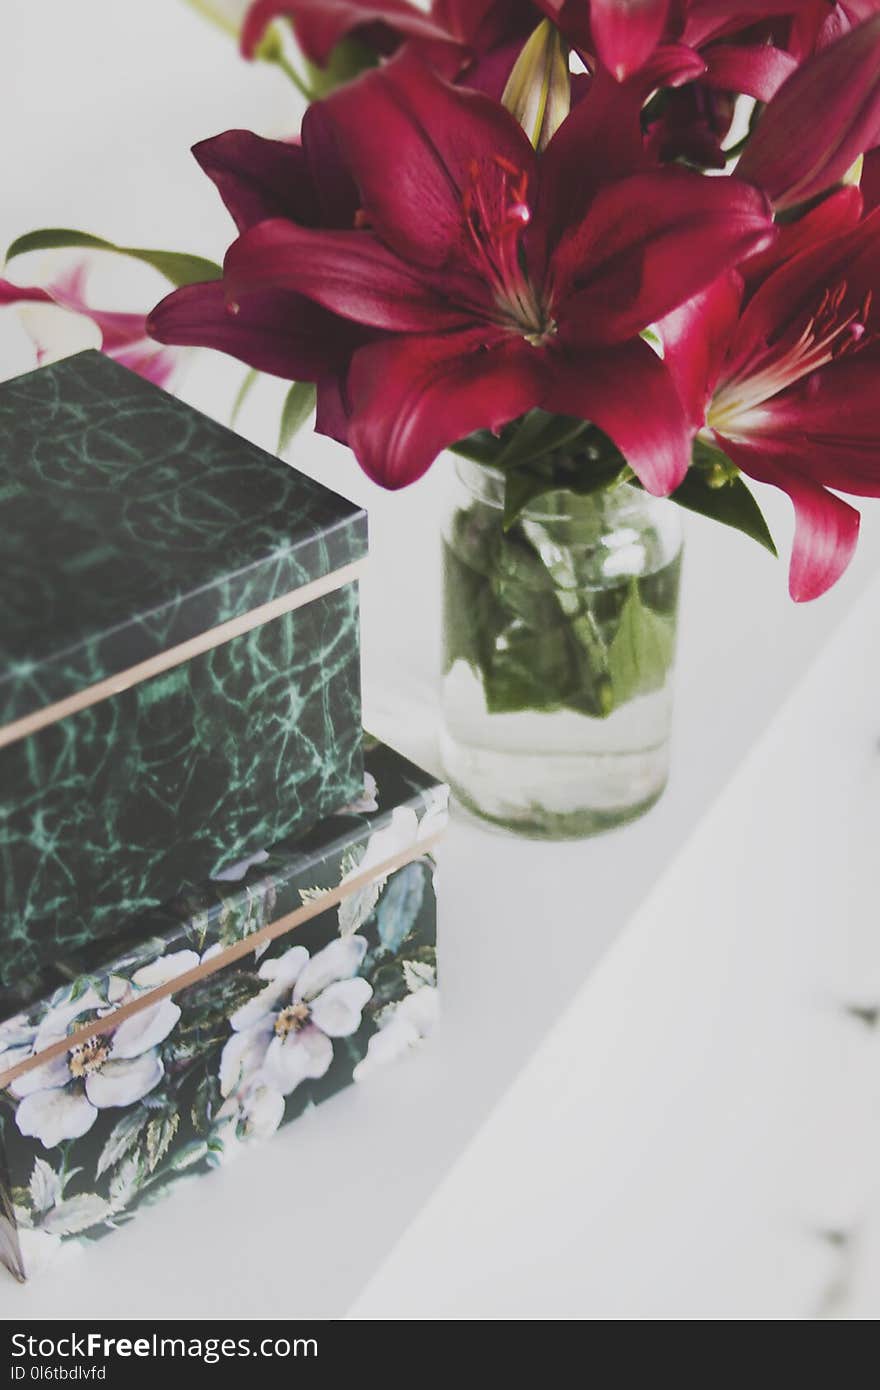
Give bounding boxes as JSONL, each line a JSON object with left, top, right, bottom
{"left": 2, "top": 0, "right": 880, "bottom": 1321}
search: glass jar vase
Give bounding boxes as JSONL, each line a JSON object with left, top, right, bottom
{"left": 440, "top": 458, "right": 683, "bottom": 838}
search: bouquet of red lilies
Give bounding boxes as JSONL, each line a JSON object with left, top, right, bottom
{"left": 7, "top": 0, "right": 880, "bottom": 606}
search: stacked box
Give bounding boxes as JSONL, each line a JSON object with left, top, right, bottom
{"left": 0, "top": 740, "right": 446, "bottom": 1281}
{"left": 0, "top": 351, "right": 367, "bottom": 993}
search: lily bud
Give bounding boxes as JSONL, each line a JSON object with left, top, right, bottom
{"left": 502, "top": 19, "right": 571, "bottom": 153}
{"left": 844, "top": 153, "right": 865, "bottom": 188}
{"left": 737, "top": 16, "right": 880, "bottom": 211}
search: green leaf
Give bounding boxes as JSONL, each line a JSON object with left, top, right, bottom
{"left": 502, "top": 449, "right": 626, "bottom": 530}
{"left": 376, "top": 863, "right": 426, "bottom": 954}
{"left": 170, "top": 1140, "right": 211, "bottom": 1172}
{"left": 6, "top": 230, "right": 221, "bottom": 288}
{"left": 190, "top": 1072, "right": 221, "bottom": 1134}
{"left": 278, "top": 381, "right": 317, "bottom": 455}
{"left": 96, "top": 1107, "right": 150, "bottom": 1179}
{"left": 502, "top": 467, "right": 557, "bottom": 530}
{"left": 494, "top": 409, "right": 589, "bottom": 472}
{"left": 42, "top": 1194, "right": 111, "bottom": 1236}
{"left": 145, "top": 1113, "right": 180, "bottom": 1173}
{"left": 107, "top": 1155, "right": 144, "bottom": 1209}
{"left": 28, "top": 1158, "right": 62, "bottom": 1215}
{"left": 231, "top": 369, "right": 259, "bottom": 428}
{"left": 449, "top": 431, "right": 508, "bottom": 466}
{"left": 670, "top": 466, "right": 777, "bottom": 557}
{"left": 607, "top": 581, "right": 676, "bottom": 707}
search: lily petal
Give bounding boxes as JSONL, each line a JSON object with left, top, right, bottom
{"left": 2, "top": 269, "right": 180, "bottom": 388}
{"left": 702, "top": 43, "right": 798, "bottom": 103}
{"left": 317, "top": 51, "right": 536, "bottom": 269}
{"left": 553, "top": 169, "right": 773, "bottom": 345}
{"left": 720, "top": 441, "right": 861, "bottom": 601}
{"left": 148, "top": 279, "right": 359, "bottom": 380}
{"left": 740, "top": 185, "right": 863, "bottom": 287}
{"left": 15, "top": 1087, "right": 97, "bottom": 1149}
{"left": 737, "top": 16, "right": 880, "bottom": 210}
{"left": 240, "top": 0, "right": 456, "bottom": 64}
{"left": 84, "top": 1052, "right": 164, "bottom": 1109}
{"left": 193, "top": 130, "right": 321, "bottom": 233}
{"left": 536, "top": 47, "right": 706, "bottom": 248}
{"left": 588, "top": 0, "right": 670, "bottom": 81}
{"left": 543, "top": 338, "right": 692, "bottom": 495}
{"left": 658, "top": 272, "right": 744, "bottom": 430}
{"left": 725, "top": 358, "right": 880, "bottom": 498}
{"left": 724, "top": 205, "right": 880, "bottom": 385}
{"left": 224, "top": 220, "right": 477, "bottom": 331}
{"left": 309, "top": 977, "right": 373, "bottom": 1037}
{"left": 347, "top": 330, "right": 548, "bottom": 488}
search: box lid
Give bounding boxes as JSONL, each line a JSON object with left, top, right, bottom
{"left": 0, "top": 739, "right": 447, "bottom": 1047}
{"left": 0, "top": 351, "right": 367, "bottom": 734}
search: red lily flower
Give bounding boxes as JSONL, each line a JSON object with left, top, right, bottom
{"left": 658, "top": 186, "right": 880, "bottom": 600}
{"left": 240, "top": 0, "right": 466, "bottom": 70}
{"left": 0, "top": 263, "right": 182, "bottom": 388}
{"left": 783, "top": 0, "right": 880, "bottom": 60}
{"left": 148, "top": 126, "right": 374, "bottom": 442}
{"left": 736, "top": 15, "right": 880, "bottom": 209}
{"left": 241, "top": 0, "right": 672, "bottom": 84}
{"left": 179, "top": 54, "right": 774, "bottom": 491}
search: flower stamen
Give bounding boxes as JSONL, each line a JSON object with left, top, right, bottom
{"left": 275, "top": 1002, "right": 311, "bottom": 1039}
{"left": 68, "top": 1035, "right": 112, "bottom": 1078}
{"left": 461, "top": 156, "right": 557, "bottom": 346}
{"left": 709, "top": 279, "right": 875, "bottom": 437}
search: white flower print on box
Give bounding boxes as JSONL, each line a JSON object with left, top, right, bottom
{"left": 0, "top": 744, "right": 444, "bottom": 1282}
{"left": 9, "top": 952, "right": 200, "bottom": 1149}
{"left": 354, "top": 986, "right": 440, "bottom": 1082}
{"left": 218, "top": 937, "right": 373, "bottom": 1136}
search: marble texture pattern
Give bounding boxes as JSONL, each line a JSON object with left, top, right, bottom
{"left": 0, "top": 352, "right": 368, "bottom": 991}
{"left": 0, "top": 351, "right": 367, "bottom": 723}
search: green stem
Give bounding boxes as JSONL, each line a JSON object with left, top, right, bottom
{"left": 266, "top": 51, "right": 317, "bottom": 101}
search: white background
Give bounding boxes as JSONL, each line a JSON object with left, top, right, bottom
{"left": 2, "top": 0, "right": 879, "bottom": 1320}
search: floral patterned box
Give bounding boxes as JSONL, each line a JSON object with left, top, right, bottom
{"left": 0, "top": 739, "right": 446, "bottom": 1281}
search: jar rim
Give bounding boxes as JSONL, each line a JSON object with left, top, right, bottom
{"left": 451, "top": 453, "right": 644, "bottom": 522}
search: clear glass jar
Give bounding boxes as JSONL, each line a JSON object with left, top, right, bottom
{"left": 440, "top": 458, "right": 683, "bottom": 838}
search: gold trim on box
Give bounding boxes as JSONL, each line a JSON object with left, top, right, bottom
{"left": 0, "top": 559, "right": 366, "bottom": 752}
{"left": 0, "top": 831, "right": 444, "bottom": 1091}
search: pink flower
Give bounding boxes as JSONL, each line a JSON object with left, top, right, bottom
{"left": 0, "top": 263, "right": 181, "bottom": 388}
{"left": 152, "top": 54, "right": 774, "bottom": 491}
{"left": 658, "top": 186, "right": 880, "bottom": 600}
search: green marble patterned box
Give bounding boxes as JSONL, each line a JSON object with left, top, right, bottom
{"left": 0, "top": 351, "right": 367, "bottom": 993}
{"left": 0, "top": 739, "right": 446, "bottom": 1281}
